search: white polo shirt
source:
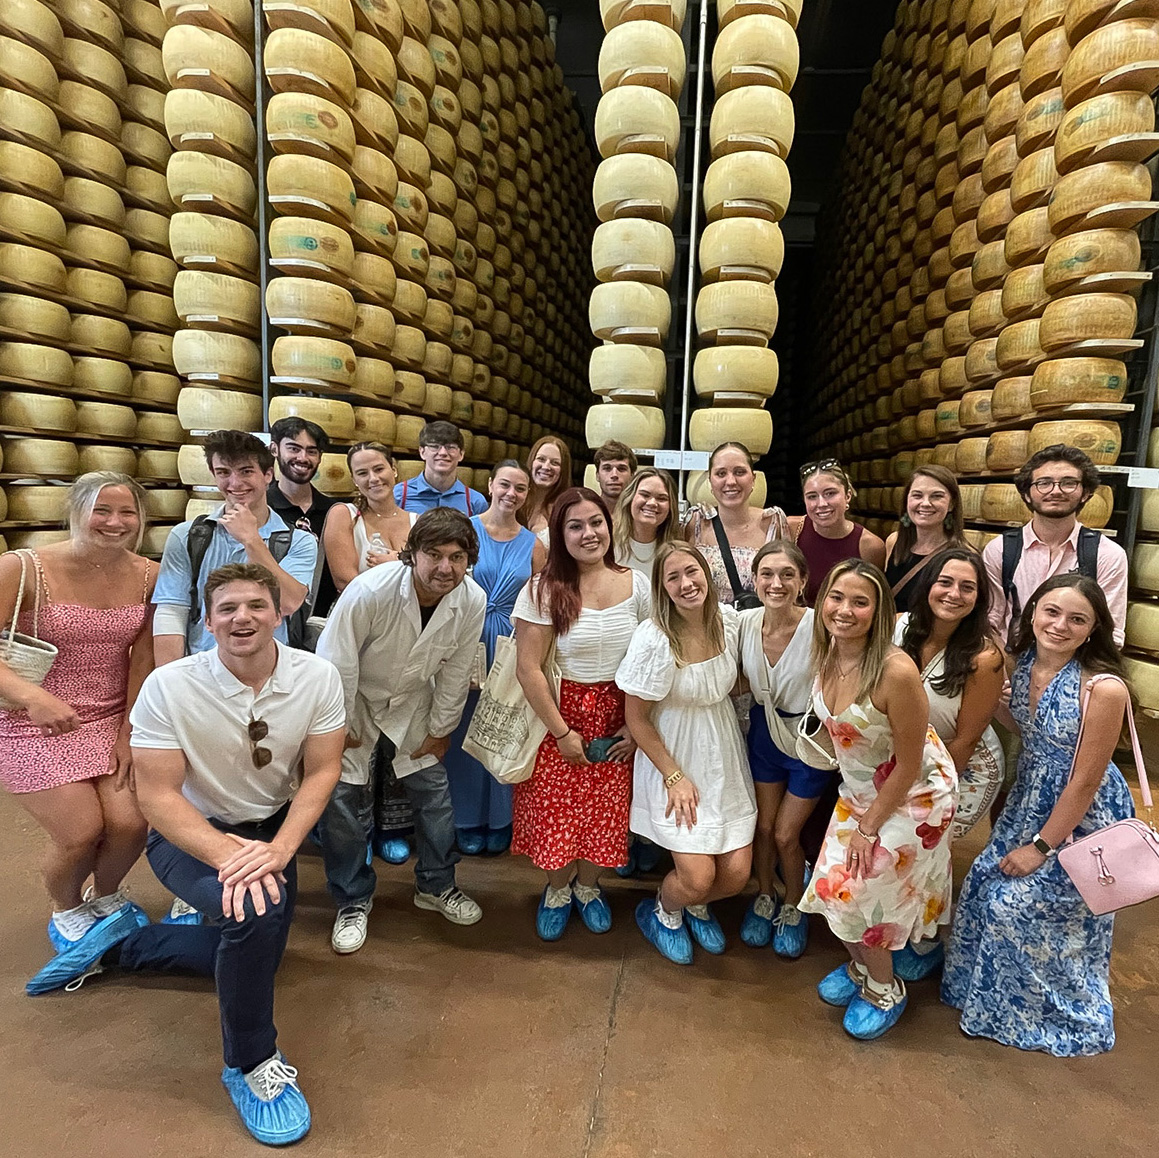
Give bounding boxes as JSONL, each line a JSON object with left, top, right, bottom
{"left": 130, "top": 642, "right": 346, "bottom": 825}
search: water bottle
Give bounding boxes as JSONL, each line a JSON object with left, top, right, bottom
{"left": 369, "top": 532, "right": 386, "bottom": 563}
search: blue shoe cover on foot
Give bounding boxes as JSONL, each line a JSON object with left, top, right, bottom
{"left": 613, "top": 846, "right": 637, "bottom": 878}
{"left": 535, "top": 887, "right": 572, "bottom": 941}
{"left": 374, "top": 835, "right": 410, "bottom": 865}
{"left": 222, "top": 1056, "right": 311, "bottom": 1146}
{"left": 684, "top": 906, "right": 726, "bottom": 954}
{"left": 456, "top": 829, "right": 486, "bottom": 856}
{"left": 772, "top": 907, "right": 809, "bottom": 960}
{"left": 484, "top": 827, "right": 511, "bottom": 855}
{"left": 739, "top": 895, "right": 777, "bottom": 948}
{"left": 27, "top": 904, "right": 148, "bottom": 995}
{"left": 892, "top": 939, "right": 944, "bottom": 982}
{"left": 635, "top": 898, "right": 693, "bottom": 965}
{"left": 572, "top": 888, "right": 612, "bottom": 934}
{"left": 817, "top": 962, "right": 862, "bottom": 1007}
{"left": 843, "top": 988, "right": 908, "bottom": 1040}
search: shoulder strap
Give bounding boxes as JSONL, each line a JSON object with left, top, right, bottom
{"left": 4, "top": 550, "right": 34, "bottom": 640}
{"left": 268, "top": 529, "right": 293, "bottom": 563}
{"left": 141, "top": 559, "right": 154, "bottom": 603}
{"left": 709, "top": 514, "right": 745, "bottom": 604}
{"left": 890, "top": 553, "right": 929, "bottom": 597}
{"left": 185, "top": 515, "right": 213, "bottom": 622}
{"left": 1067, "top": 674, "right": 1152, "bottom": 811}
{"left": 1000, "top": 527, "right": 1022, "bottom": 600}
{"left": 401, "top": 478, "right": 408, "bottom": 507}
{"left": 1077, "top": 526, "right": 1101, "bottom": 579}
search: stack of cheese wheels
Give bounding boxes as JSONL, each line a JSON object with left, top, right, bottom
{"left": 686, "top": 0, "right": 797, "bottom": 460}
{"left": 585, "top": 0, "right": 686, "bottom": 452}
{"left": 795, "top": 0, "right": 1144, "bottom": 544}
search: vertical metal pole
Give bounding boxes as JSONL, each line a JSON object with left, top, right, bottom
{"left": 253, "top": 1, "right": 272, "bottom": 432}
{"left": 676, "top": 0, "right": 710, "bottom": 503}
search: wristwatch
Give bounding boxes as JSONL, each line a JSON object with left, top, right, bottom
{"left": 1031, "top": 832, "right": 1055, "bottom": 857}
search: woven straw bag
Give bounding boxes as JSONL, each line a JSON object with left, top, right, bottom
{"left": 0, "top": 550, "right": 59, "bottom": 709}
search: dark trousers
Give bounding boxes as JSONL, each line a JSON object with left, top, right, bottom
{"left": 118, "top": 811, "right": 297, "bottom": 1074}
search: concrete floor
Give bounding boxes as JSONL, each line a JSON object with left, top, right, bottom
{"left": 2, "top": 792, "right": 1157, "bottom": 1158}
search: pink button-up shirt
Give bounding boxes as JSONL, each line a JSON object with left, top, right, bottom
{"left": 982, "top": 521, "right": 1128, "bottom": 648}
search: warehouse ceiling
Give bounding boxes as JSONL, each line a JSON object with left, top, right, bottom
{"left": 550, "top": 0, "right": 900, "bottom": 245}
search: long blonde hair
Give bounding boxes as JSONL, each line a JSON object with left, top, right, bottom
{"left": 612, "top": 467, "right": 680, "bottom": 563}
{"left": 811, "top": 559, "right": 897, "bottom": 703}
{"left": 651, "top": 542, "right": 725, "bottom": 666}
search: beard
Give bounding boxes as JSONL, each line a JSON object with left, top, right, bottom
{"left": 1028, "top": 497, "right": 1084, "bottom": 520}
{"left": 278, "top": 456, "right": 316, "bottom": 484}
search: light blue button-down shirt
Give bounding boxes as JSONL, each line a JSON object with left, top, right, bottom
{"left": 152, "top": 505, "right": 318, "bottom": 653}
{"left": 394, "top": 472, "right": 488, "bottom": 516}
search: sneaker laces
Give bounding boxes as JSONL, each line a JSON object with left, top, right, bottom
{"left": 83, "top": 887, "right": 130, "bottom": 919}
{"left": 572, "top": 883, "right": 601, "bottom": 905}
{"left": 246, "top": 1056, "right": 301, "bottom": 1102}
{"left": 543, "top": 884, "right": 572, "bottom": 908}
{"left": 772, "top": 903, "right": 802, "bottom": 930}
{"left": 438, "top": 887, "right": 473, "bottom": 913}
{"left": 860, "top": 978, "right": 906, "bottom": 1011}
{"left": 752, "top": 893, "right": 777, "bottom": 921}
{"left": 685, "top": 904, "right": 711, "bottom": 920}
{"left": 334, "top": 904, "right": 369, "bottom": 933}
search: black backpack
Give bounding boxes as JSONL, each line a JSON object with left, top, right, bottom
{"left": 186, "top": 515, "right": 300, "bottom": 644}
{"left": 999, "top": 524, "right": 1100, "bottom": 649}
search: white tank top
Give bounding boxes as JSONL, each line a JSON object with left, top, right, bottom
{"left": 738, "top": 607, "right": 815, "bottom": 754}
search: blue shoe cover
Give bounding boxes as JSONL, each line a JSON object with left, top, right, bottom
{"left": 27, "top": 904, "right": 148, "bottom": 995}
{"left": 843, "top": 986, "right": 908, "bottom": 1040}
{"left": 47, "top": 918, "right": 71, "bottom": 954}
{"left": 635, "top": 898, "right": 693, "bottom": 965}
{"left": 572, "top": 888, "right": 612, "bottom": 934}
{"left": 222, "top": 1055, "right": 311, "bottom": 1146}
{"left": 484, "top": 826, "right": 511, "bottom": 855}
{"left": 374, "top": 835, "right": 411, "bottom": 865}
{"left": 772, "top": 905, "right": 809, "bottom": 960}
{"left": 684, "top": 906, "right": 726, "bottom": 954}
{"left": 535, "top": 887, "right": 573, "bottom": 941}
{"left": 817, "top": 962, "right": 863, "bottom": 1007}
{"left": 635, "top": 840, "right": 663, "bottom": 874}
{"left": 740, "top": 894, "right": 778, "bottom": 948}
{"left": 456, "top": 829, "right": 486, "bottom": 856}
{"left": 613, "top": 845, "right": 637, "bottom": 878}
{"left": 892, "top": 939, "right": 944, "bottom": 982}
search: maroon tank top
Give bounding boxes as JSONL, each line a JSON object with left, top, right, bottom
{"left": 798, "top": 519, "right": 865, "bottom": 606}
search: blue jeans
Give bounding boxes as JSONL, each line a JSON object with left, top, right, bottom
{"left": 317, "top": 761, "right": 460, "bottom": 907}
{"left": 117, "top": 818, "right": 297, "bottom": 1074}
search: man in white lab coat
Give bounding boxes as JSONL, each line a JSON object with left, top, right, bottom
{"left": 315, "top": 509, "right": 487, "bottom": 954}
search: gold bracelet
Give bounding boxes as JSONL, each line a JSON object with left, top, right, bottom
{"left": 664, "top": 769, "right": 684, "bottom": 788}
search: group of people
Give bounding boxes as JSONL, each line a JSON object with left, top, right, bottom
{"left": 0, "top": 421, "right": 1141, "bottom": 1146}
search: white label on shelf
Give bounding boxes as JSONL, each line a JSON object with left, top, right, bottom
{"left": 652, "top": 450, "right": 710, "bottom": 471}
{"left": 1127, "top": 466, "right": 1159, "bottom": 489}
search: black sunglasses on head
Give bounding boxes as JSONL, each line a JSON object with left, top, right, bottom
{"left": 800, "top": 458, "right": 842, "bottom": 480}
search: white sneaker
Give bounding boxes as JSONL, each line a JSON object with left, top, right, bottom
{"left": 413, "top": 886, "right": 482, "bottom": 926}
{"left": 331, "top": 900, "right": 372, "bottom": 954}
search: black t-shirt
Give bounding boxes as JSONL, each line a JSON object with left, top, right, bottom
{"left": 266, "top": 482, "right": 339, "bottom": 616}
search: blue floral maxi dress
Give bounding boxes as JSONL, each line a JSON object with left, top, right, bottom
{"left": 444, "top": 520, "right": 537, "bottom": 833}
{"left": 941, "top": 653, "right": 1134, "bottom": 1057}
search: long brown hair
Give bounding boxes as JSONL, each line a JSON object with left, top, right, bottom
{"left": 532, "top": 486, "right": 625, "bottom": 635}
{"left": 611, "top": 467, "right": 680, "bottom": 562}
{"left": 892, "top": 465, "right": 967, "bottom": 561}
{"left": 812, "top": 559, "right": 897, "bottom": 703}
{"left": 650, "top": 542, "right": 725, "bottom": 666}
{"left": 346, "top": 441, "right": 395, "bottom": 513}
{"left": 522, "top": 435, "right": 572, "bottom": 529}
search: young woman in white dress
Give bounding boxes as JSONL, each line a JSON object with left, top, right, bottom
{"left": 611, "top": 467, "right": 681, "bottom": 581}
{"left": 737, "top": 540, "right": 829, "bottom": 959}
{"left": 618, "top": 542, "right": 756, "bottom": 965}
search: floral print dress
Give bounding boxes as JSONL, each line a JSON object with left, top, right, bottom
{"left": 797, "top": 681, "right": 958, "bottom": 949}
{"left": 940, "top": 653, "right": 1134, "bottom": 1057}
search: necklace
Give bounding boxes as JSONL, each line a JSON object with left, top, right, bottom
{"left": 833, "top": 659, "right": 858, "bottom": 680}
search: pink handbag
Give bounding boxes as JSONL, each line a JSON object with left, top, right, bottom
{"left": 1056, "top": 675, "right": 1159, "bottom": 916}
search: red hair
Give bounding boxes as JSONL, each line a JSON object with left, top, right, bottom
{"left": 522, "top": 435, "right": 572, "bottom": 529}
{"left": 534, "top": 486, "right": 625, "bottom": 634}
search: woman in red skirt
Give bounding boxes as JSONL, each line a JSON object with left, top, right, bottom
{"left": 513, "top": 486, "right": 651, "bottom": 940}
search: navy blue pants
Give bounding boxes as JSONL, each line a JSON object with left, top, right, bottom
{"left": 118, "top": 813, "right": 297, "bottom": 1074}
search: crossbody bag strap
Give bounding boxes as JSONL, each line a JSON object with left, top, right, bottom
{"left": 889, "top": 553, "right": 930, "bottom": 597}
{"left": 709, "top": 514, "right": 745, "bottom": 603}
{"left": 1067, "top": 674, "right": 1152, "bottom": 809}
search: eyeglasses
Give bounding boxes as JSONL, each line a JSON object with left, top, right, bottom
{"left": 1030, "top": 477, "right": 1083, "bottom": 495}
{"left": 421, "top": 442, "right": 460, "bottom": 453}
{"left": 248, "top": 716, "right": 272, "bottom": 769}
{"left": 800, "top": 458, "right": 842, "bottom": 480}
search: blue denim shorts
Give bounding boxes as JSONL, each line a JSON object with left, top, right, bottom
{"left": 747, "top": 703, "right": 832, "bottom": 800}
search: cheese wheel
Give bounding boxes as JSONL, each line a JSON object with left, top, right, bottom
{"left": 695, "top": 281, "right": 779, "bottom": 344}
{"left": 73, "top": 357, "right": 132, "bottom": 396}
{"left": 995, "top": 318, "right": 1043, "bottom": 371}
{"left": 698, "top": 217, "right": 784, "bottom": 283}
{"left": 589, "top": 343, "right": 666, "bottom": 399}
{"left": 1031, "top": 356, "right": 1128, "bottom": 408}
{"left": 174, "top": 444, "right": 214, "bottom": 486}
{"left": 955, "top": 437, "right": 989, "bottom": 474}
{"left": 5, "top": 0, "right": 63, "bottom": 60}
{"left": 351, "top": 301, "right": 395, "bottom": 349}
{"left": 709, "top": 84, "right": 793, "bottom": 163}
{"left": 75, "top": 400, "right": 136, "bottom": 437}
{"left": 132, "top": 371, "right": 181, "bottom": 405}
{"left": 712, "top": 13, "right": 797, "bottom": 94}
{"left": 124, "top": 209, "right": 170, "bottom": 252}
{"left": 0, "top": 293, "right": 69, "bottom": 342}
{"left": 599, "top": 20, "right": 686, "bottom": 98}
{"left": 129, "top": 252, "right": 179, "bottom": 292}
{"left": 5, "top": 484, "right": 70, "bottom": 522}
{"left": 0, "top": 88, "right": 60, "bottom": 149}
{"left": 173, "top": 270, "right": 261, "bottom": 330}
{"left": 0, "top": 391, "right": 77, "bottom": 431}
{"left": 589, "top": 281, "right": 671, "bottom": 344}
{"left": 959, "top": 388, "right": 993, "bottom": 426}
{"left": 1028, "top": 419, "right": 1121, "bottom": 463}
{"left": 269, "top": 216, "right": 355, "bottom": 277}
{"left": 391, "top": 324, "right": 426, "bottom": 368}
{"left": 1060, "top": 18, "right": 1159, "bottom": 105}
{"left": 136, "top": 449, "right": 180, "bottom": 481}
{"left": 595, "top": 85, "right": 680, "bottom": 164}
{"left": 167, "top": 150, "right": 257, "bottom": 217}
{"left": 164, "top": 88, "right": 258, "bottom": 158}
{"left": 1001, "top": 262, "right": 1048, "bottom": 320}
{"left": 935, "top": 399, "right": 962, "bottom": 434}
{"left": 172, "top": 329, "right": 261, "bottom": 383}
{"left": 693, "top": 345, "right": 779, "bottom": 401}
{"left": 959, "top": 483, "right": 985, "bottom": 520}
{"left": 71, "top": 313, "right": 131, "bottom": 357}
{"left": 313, "top": 452, "right": 354, "bottom": 495}
{"left": 127, "top": 290, "right": 180, "bottom": 330}
{"left": 986, "top": 429, "right": 1030, "bottom": 471}
{"left": 265, "top": 91, "right": 355, "bottom": 161}
{"left": 991, "top": 375, "right": 1032, "bottom": 418}
{"left": 65, "top": 224, "right": 130, "bottom": 274}
{"left": 1040, "top": 292, "right": 1137, "bottom": 351}
{"left": 980, "top": 482, "right": 1031, "bottom": 523}
{"left": 1004, "top": 208, "right": 1053, "bottom": 268}
{"left": 135, "top": 411, "right": 185, "bottom": 442}
{"left": 393, "top": 413, "right": 426, "bottom": 448}
{"left": 265, "top": 27, "right": 356, "bottom": 102}
{"left": 354, "top": 356, "right": 394, "bottom": 396}
{"left": 1078, "top": 484, "right": 1114, "bottom": 529}
{"left": 688, "top": 406, "right": 772, "bottom": 453}
{"left": 269, "top": 394, "right": 356, "bottom": 439}
{"left": 0, "top": 33, "right": 59, "bottom": 101}
{"left": 79, "top": 445, "right": 139, "bottom": 475}
{"left": 140, "top": 488, "right": 187, "bottom": 521}
{"left": 271, "top": 335, "right": 357, "bottom": 386}
{"left": 176, "top": 387, "right": 261, "bottom": 433}
{"left": 587, "top": 401, "right": 667, "bottom": 449}
{"left": 267, "top": 154, "right": 357, "bottom": 222}
{"left": 266, "top": 276, "right": 356, "bottom": 333}
{"left": 352, "top": 251, "right": 398, "bottom": 303}
{"left": 592, "top": 153, "right": 678, "bottom": 224}
{"left": 130, "top": 331, "right": 175, "bottom": 370}
{"left": 3, "top": 437, "right": 79, "bottom": 476}
{"left": 1043, "top": 228, "right": 1142, "bottom": 294}
{"left": 0, "top": 140, "right": 63, "bottom": 202}
{"left": 0, "top": 342, "right": 72, "bottom": 386}
{"left": 1126, "top": 603, "right": 1159, "bottom": 653}
{"left": 702, "top": 152, "right": 791, "bottom": 223}
{"left": 350, "top": 405, "right": 395, "bottom": 443}
{"left": 1048, "top": 162, "right": 1152, "bottom": 236}
{"left": 1133, "top": 548, "right": 1159, "bottom": 596}
{"left": 170, "top": 212, "right": 260, "bottom": 274}
{"left": 352, "top": 30, "right": 398, "bottom": 97}
{"left": 126, "top": 83, "right": 166, "bottom": 128}
{"left": 0, "top": 243, "right": 62, "bottom": 294}
{"left": 162, "top": 25, "right": 254, "bottom": 96}
{"left": 351, "top": 196, "right": 399, "bottom": 255}
{"left": 1056, "top": 91, "right": 1156, "bottom": 173}
{"left": 0, "top": 192, "right": 65, "bottom": 249}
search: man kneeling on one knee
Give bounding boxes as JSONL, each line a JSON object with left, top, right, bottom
{"left": 27, "top": 563, "right": 346, "bottom": 1146}
{"left": 316, "top": 508, "right": 486, "bottom": 953}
